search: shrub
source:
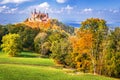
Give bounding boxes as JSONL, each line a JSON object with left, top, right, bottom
{"left": 1, "top": 33, "right": 22, "bottom": 56}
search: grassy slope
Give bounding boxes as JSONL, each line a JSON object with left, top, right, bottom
{"left": 0, "top": 52, "right": 115, "bottom": 80}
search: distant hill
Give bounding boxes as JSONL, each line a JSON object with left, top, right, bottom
{"left": 50, "top": 19, "right": 75, "bottom": 34}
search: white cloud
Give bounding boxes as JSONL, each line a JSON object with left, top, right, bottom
{"left": 29, "top": 2, "right": 50, "bottom": 11}
{"left": 38, "top": 2, "right": 50, "bottom": 9}
{"left": 97, "top": 9, "right": 120, "bottom": 14}
{"left": 83, "top": 8, "right": 93, "bottom": 12}
{"left": 5, "top": 8, "right": 18, "bottom": 13}
{"left": 109, "top": 9, "right": 119, "bottom": 13}
{"left": 0, "top": 5, "right": 9, "bottom": 12}
{"left": 0, "top": 5, "right": 17, "bottom": 13}
{"left": 56, "top": 0, "right": 67, "bottom": 3}
{"left": 80, "top": 8, "right": 93, "bottom": 14}
{"left": 20, "top": 2, "right": 50, "bottom": 14}
{"left": 19, "top": 2, "right": 74, "bottom": 15}
{"left": 49, "top": 5, "right": 73, "bottom": 14}
{"left": 0, "top": 0, "right": 31, "bottom": 4}
{"left": 65, "top": 5, "right": 73, "bottom": 10}
{"left": 64, "top": 5, "right": 73, "bottom": 14}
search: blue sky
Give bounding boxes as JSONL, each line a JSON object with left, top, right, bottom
{"left": 0, "top": 0, "right": 120, "bottom": 25}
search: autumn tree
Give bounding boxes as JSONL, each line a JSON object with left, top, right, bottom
{"left": 80, "top": 18, "right": 108, "bottom": 74}
{"left": 70, "top": 30, "right": 93, "bottom": 72}
{"left": 1, "top": 33, "right": 22, "bottom": 56}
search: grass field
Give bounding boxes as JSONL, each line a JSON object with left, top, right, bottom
{"left": 0, "top": 51, "right": 116, "bottom": 80}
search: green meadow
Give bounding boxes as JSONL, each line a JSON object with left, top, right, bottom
{"left": 0, "top": 51, "right": 116, "bottom": 80}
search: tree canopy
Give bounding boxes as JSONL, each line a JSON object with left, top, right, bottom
{"left": 1, "top": 33, "right": 22, "bottom": 56}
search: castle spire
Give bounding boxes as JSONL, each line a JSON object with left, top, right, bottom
{"left": 46, "top": 13, "right": 49, "bottom": 18}
{"left": 39, "top": 10, "right": 41, "bottom": 14}
{"left": 31, "top": 11, "right": 33, "bottom": 14}
{"left": 34, "top": 9, "right": 37, "bottom": 14}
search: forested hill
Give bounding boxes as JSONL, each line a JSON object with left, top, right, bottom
{"left": 24, "top": 19, "right": 75, "bottom": 34}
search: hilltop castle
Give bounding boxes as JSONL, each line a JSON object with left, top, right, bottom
{"left": 28, "top": 9, "right": 49, "bottom": 23}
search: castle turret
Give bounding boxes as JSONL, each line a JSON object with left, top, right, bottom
{"left": 46, "top": 13, "right": 49, "bottom": 18}
{"left": 39, "top": 11, "right": 41, "bottom": 14}
{"left": 34, "top": 9, "right": 37, "bottom": 14}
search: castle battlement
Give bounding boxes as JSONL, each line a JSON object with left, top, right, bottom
{"left": 28, "top": 9, "right": 49, "bottom": 23}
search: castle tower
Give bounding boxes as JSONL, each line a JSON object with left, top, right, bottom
{"left": 39, "top": 11, "right": 41, "bottom": 14}
{"left": 34, "top": 9, "right": 37, "bottom": 14}
{"left": 46, "top": 13, "right": 49, "bottom": 18}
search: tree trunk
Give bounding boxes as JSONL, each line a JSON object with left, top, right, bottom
{"left": 92, "top": 60, "right": 97, "bottom": 75}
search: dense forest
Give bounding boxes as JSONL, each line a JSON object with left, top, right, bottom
{"left": 0, "top": 18, "right": 120, "bottom": 78}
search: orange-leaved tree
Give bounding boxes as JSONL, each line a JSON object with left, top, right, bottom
{"left": 70, "top": 30, "right": 93, "bottom": 72}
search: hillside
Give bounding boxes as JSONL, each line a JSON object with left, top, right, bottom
{"left": 0, "top": 51, "right": 116, "bottom": 80}
{"left": 23, "top": 19, "right": 75, "bottom": 34}
{"left": 0, "top": 17, "right": 120, "bottom": 79}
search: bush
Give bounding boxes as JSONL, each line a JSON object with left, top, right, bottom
{"left": 1, "top": 33, "right": 22, "bottom": 56}
{"left": 50, "top": 39, "right": 72, "bottom": 65}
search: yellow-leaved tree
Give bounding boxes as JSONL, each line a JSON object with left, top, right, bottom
{"left": 1, "top": 33, "right": 22, "bottom": 56}
{"left": 70, "top": 30, "right": 93, "bottom": 72}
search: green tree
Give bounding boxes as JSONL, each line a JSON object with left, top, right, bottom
{"left": 41, "top": 42, "right": 51, "bottom": 56}
{"left": 50, "top": 39, "right": 72, "bottom": 65}
{"left": 7, "top": 23, "right": 39, "bottom": 51}
{"left": 48, "top": 30, "right": 72, "bottom": 65}
{"left": 34, "top": 32, "right": 50, "bottom": 56}
{"left": 0, "top": 25, "right": 8, "bottom": 45}
{"left": 103, "top": 27, "right": 120, "bottom": 78}
{"left": 1, "top": 33, "right": 22, "bottom": 56}
{"left": 48, "top": 30, "right": 68, "bottom": 43}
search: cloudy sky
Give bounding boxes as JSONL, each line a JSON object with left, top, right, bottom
{"left": 0, "top": 0, "right": 120, "bottom": 25}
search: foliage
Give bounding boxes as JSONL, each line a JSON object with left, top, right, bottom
{"left": 24, "top": 19, "right": 51, "bottom": 30}
{"left": 103, "top": 27, "right": 120, "bottom": 78}
{"left": 1, "top": 33, "right": 22, "bottom": 56}
{"left": 51, "top": 19, "right": 75, "bottom": 34}
{"left": 34, "top": 30, "right": 69, "bottom": 57}
{"left": 50, "top": 39, "right": 72, "bottom": 65}
{"left": 0, "top": 25, "right": 8, "bottom": 45}
{"left": 7, "top": 23, "right": 39, "bottom": 51}
{"left": 48, "top": 30, "right": 68, "bottom": 42}
{"left": 81, "top": 18, "right": 108, "bottom": 32}
{"left": 41, "top": 42, "right": 51, "bottom": 56}
{"left": 34, "top": 32, "right": 51, "bottom": 56}
{"left": 70, "top": 30, "right": 93, "bottom": 72}
{"left": 80, "top": 18, "right": 108, "bottom": 74}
